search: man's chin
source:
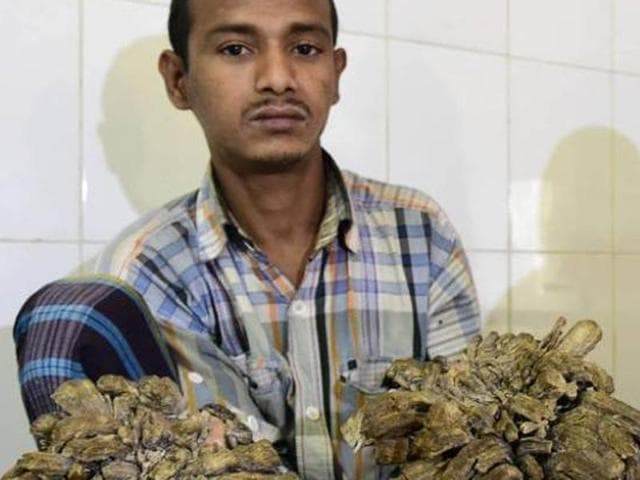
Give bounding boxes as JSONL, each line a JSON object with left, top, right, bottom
{"left": 243, "top": 152, "right": 305, "bottom": 174}
{"left": 214, "top": 138, "right": 320, "bottom": 175}
{"left": 236, "top": 140, "right": 319, "bottom": 174}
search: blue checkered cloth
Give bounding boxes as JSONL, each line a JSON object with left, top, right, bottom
{"left": 14, "top": 276, "right": 177, "bottom": 422}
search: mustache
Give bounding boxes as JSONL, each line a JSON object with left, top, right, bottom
{"left": 244, "top": 97, "right": 311, "bottom": 118}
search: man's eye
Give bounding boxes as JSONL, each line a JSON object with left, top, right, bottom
{"left": 294, "top": 44, "right": 320, "bottom": 56}
{"left": 221, "top": 44, "right": 249, "bottom": 56}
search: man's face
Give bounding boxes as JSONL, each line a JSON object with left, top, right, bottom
{"left": 177, "top": 0, "right": 346, "bottom": 172}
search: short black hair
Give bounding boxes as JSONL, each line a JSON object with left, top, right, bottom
{"left": 168, "top": 0, "right": 339, "bottom": 69}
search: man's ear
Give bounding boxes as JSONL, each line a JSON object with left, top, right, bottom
{"left": 158, "top": 50, "right": 191, "bottom": 110}
{"left": 332, "top": 47, "right": 347, "bottom": 105}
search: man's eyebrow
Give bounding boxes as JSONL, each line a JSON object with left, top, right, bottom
{"left": 204, "top": 22, "right": 332, "bottom": 42}
{"left": 288, "top": 22, "right": 332, "bottom": 40}
{"left": 204, "top": 23, "right": 259, "bottom": 41}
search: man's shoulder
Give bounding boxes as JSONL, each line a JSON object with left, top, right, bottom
{"left": 97, "top": 190, "right": 199, "bottom": 275}
{"left": 341, "top": 169, "right": 453, "bottom": 230}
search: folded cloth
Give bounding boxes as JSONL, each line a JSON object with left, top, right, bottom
{"left": 14, "top": 275, "right": 177, "bottom": 422}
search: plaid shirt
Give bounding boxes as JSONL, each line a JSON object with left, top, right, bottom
{"left": 97, "top": 152, "right": 480, "bottom": 479}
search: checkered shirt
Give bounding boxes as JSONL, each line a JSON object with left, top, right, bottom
{"left": 97, "top": 152, "right": 481, "bottom": 479}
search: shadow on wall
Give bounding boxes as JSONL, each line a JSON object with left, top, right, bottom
{"left": 74, "top": 36, "right": 209, "bottom": 275}
{"left": 485, "top": 126, "right": 640, "bottom": 407}
{"left": 99, "top": 35, "right": 208, "bottom": 214}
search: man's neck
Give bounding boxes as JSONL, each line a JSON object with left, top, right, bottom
{"left": 212, "top": 148, "right": 327, "bottom": 287}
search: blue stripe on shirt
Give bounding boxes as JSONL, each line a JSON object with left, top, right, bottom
{"left": 20, "top": 358, "right": 85, "bottom": 384}
{"left": 15, "top": 305, "right": 145, "bottom": 378}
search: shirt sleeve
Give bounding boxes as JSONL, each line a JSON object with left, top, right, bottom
{"left": 426, "top": 234, "right": 482, "bottom": 358}
{"left": 13, "top": 276, "right": 177, "bottom": 422}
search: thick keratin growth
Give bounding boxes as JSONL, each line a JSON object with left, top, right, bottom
{"left": 342, "top": 318, "right": 640, "bottom": 480}
{"left": 3, "top": 375, "right": 298, "bottom": 480}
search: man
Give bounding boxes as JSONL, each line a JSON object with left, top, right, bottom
{"left": 18, "top": 0, "right": 480, "bottom": 478}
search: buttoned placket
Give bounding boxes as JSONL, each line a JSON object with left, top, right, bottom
{"left": 287, "top": 251, "right": 336, "bottom": 480}
{"left": 210, "top": 238, "right": 336, "bottom": 479}
{"left": 211, "top": 196, "right": 344, "bottom": 478}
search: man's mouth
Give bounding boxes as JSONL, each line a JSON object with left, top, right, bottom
{"left": 247, "top": 106, "right": 308, "bottom": 131}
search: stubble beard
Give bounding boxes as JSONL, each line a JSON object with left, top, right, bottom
{"left": 242, "top": 151, "right": 306, "bottom": 174}
{"left": 213, "top": 140, "right": 315, "bottom": 175}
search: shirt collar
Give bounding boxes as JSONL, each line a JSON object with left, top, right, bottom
{"left": 195, "top": 150, "right": 360, "bottom": 263}
{"left": 315, "top": 151, "right": 360, "bottom": 254}
{"left": 194, "top": 162, "right": 231, "bottom": 262}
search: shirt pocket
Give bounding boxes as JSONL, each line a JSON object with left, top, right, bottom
{"left": 235, "top": 355, "right": 292, "bottom": 431}
{"left": 340, "top": 357, "right": 393, "bottom": 395}
{"left": 340, "top": 356, "right": 393, "bottom": 425}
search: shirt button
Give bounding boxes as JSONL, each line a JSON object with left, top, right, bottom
{"left": 305, "top": 406, "right": 321, "bottom": 421}
{"left": 290, "top": 300, "right": 309, "bottom": 317}
{"left": 187, "top": 371, "right": 204, "bottom": 384}
{"left": 247, "top": 415, "right": 259, "bottom": 433}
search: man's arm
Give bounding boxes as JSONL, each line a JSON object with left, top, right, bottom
{"left": 14, "top": 277, "right": 177, "bottom": 421}
{"left": 426, "top": 237, "right": 481, "bottom": 359}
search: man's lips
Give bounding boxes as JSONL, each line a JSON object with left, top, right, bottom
{"left": 247, "top": 106, "right": 308, "bottom": 130}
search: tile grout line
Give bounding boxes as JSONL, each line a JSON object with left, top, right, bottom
{"left": 78, "top": 0, "right": 86, "bottom": 268}
{"left": 114, "top": 0, "right": 167, "bottom": 6}
{"left": 506, "top": 0, "right": 513, "bottom": 335}
{"left": 509, "top": 54, "right": 612, "bottom": 76}
{"left": 0, "top": 239, "right": 84, "bottom": 246}
{"left": 384, "top": 0, "right": 390, "bottom": 183}
{"left": 609, "top": 0, "right": 617, "bottom": 382}
{"left": 471, "top": 249, "right": 640, "bottom": 256}
{"left": 614, "top": 68, "right": 640, "bottom": 79}
{"left": 386, "top": 34, "right": 507, "bottom": 58}
{"left": 360, "top": 32, "right": 640, "bottom": 80}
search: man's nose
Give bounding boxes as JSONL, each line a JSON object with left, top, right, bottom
{"left": 255, "top": 49, "right": 297, "bottom": 95}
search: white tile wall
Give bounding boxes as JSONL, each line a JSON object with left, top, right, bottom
{"left": 389, "top": 41, "right": 507, "bottom": 250}
{"left": 4, "top": 0, "right": 640, "bottom": 468}
{"left": 614, "top": 255, "right": 640, "bottom": 408}
{"left": 614, "top": 0, "right": 640, "bottom": 73}
{"left": 83, "top": 0, "right": 208, "bottom": 241}
{"left": 613, "top": 75, "right": 640, "bottom": 254}
{"left": 335, "top": 0, "right": 386, "bottom": 37}
{"left": 322, "top": 34, "right": 387, "bottom": 180}
{"left": 0, "top": 0, "right": 79, "bottom": 240}
{"left": 389, "top": 0, "right": 507, "bottom": 53}
{"left": 0, "top": 326, "right": 35, "bottom": 472}
{"left": 79, "top": 242, "right": 108, "bottom": 274}
{"left": 510, "top": 0, "right": 611, "bottom": 69}
{"left": 510, "top": 60, "right": 611, "bottom": 252}
{"left": 0, "top": 243, "right": 79, "bottom": 328}
{"left": 467, "top": 251, "right": 509, "bottom": 333}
